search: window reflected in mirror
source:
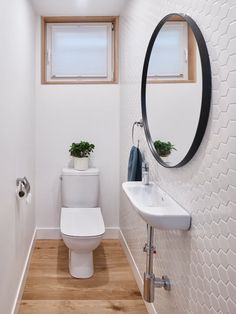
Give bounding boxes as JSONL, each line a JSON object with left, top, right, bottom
{"left": 147, "top": 16, "right": 196, "bottom": 83}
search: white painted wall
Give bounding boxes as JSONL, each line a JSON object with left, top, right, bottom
{"left": 0, "top": 0, "right": 36, "bottom": 312}
{"left": 35, "top": 17, "right": 120, "bottom": 234}
{"left": 120, "top": 1, "right": 236, "bottom": 313}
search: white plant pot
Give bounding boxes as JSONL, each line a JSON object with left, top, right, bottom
{"left": 74, "top": 157, "right": 89, "bottom": 171}
{"left": 161, "top": 155, "right": 169, "bottom": 162}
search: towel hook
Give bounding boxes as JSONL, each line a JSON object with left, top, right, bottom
{"left": 132, "top": 119, "right": 144, "bottom": 147}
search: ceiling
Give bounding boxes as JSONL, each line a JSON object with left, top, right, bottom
{"left": 31, "top": 0, "right": 128, "bottom": 16}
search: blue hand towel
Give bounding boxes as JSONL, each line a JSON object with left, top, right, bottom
{"left": 128, "top": 146, "right": 143, "bottom": 181}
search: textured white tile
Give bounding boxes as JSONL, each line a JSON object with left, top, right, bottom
{"left": 228, "top": 71, "right": 236, "bottom": 87}
{"left": 227, "top": 282, "right": 236, "bottom": 304}
{"left": 227, "top": 217, "right": 236, "bottom": 237}
{"left": 228, "top": 265, "right": 236, "bottom": 287}
{"left": 226, "top": 298, "right": 236, "bottom": 314}
{"left": 218, "top": 280, "right": 230, "bottom": 300}
{"left": 120, "top": 1, "right": 236, "bottom": 313}
{"left": 210, "top": 293, "right": 221, "bottom": 312}
{"left": 228, "top": 38, "right": 236, "bottom": 55}
{"left": 218, "top": 295, "right": 229, "bottom": 314}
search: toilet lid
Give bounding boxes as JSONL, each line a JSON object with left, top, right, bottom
{"left": 61, "top": 207, "right": 105, "bottom": 237}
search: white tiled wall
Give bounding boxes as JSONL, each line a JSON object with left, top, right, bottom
{"left": 120, "top": 1, "right": 236, "bottom": 313}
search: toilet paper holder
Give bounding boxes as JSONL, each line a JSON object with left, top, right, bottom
{"left": 16, "top": 177, "right": 31, "bottom": 198}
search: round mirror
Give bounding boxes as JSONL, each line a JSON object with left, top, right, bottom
{"left": 141, "top": 13, "right": 211, "bottom": 168}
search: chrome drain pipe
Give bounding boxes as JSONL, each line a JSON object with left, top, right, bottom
{"left": 143, "top": 224, "right": 171, "bottom": 303}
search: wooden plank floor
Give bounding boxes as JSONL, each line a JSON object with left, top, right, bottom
{"left": 19, "top": 240, "right": 147, "bottom": 314}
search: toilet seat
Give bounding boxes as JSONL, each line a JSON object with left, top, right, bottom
{"left": 60, "top": 207, "right": 105, "bottom": 237}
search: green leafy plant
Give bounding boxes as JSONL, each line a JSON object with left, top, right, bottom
{"left": 154, "top": 140, "right": 176, "bottom": 157}
{"left": 69, "top": 141, "right": 95, "bottom": 158}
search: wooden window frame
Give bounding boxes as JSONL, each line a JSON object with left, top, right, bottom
{"left": 147, "top": 16, "right": 196, "bottom": 84}
{"left": 41, "top": 16, "right": 119, "bottom": 84}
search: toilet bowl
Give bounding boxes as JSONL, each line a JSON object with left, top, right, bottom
{"left": 61, "top": 207, "right": 105, "bottom": 278}
{"left": 60, "top": 168, "right": 105, "bottom": 278}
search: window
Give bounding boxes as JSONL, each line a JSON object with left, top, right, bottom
{"left": 41, "top": 17, "right": 119, "bottom": 84}
{"left": 147, "top": 19, "right": 196, "bottom": 83}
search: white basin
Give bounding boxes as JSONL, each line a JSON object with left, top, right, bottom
{"left": 122, "top": 182, "right": 191, "bottom": 230}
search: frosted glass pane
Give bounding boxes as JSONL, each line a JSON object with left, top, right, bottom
{"left": 148, "top": 24, "right": 185, "bottom": 77}
{"left": 51, "top": 25, "right": 108, "bottom": 77}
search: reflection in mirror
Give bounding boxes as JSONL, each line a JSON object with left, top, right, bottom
{"left": 147, "top": 17, "right": 196, "bottom": 82}
{"left": 142, "top": 13, "right": 211, "bottom": 167}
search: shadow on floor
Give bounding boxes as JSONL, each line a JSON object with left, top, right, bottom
{"left": 56, "top": 241, "right": 109, "bottom": 288}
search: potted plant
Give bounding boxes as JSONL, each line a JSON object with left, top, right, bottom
{"left": 154, "top": 140, "right": 176, "bottom": 158}
{"left": 69, "top": 141, "right": 95, "bottom": 170}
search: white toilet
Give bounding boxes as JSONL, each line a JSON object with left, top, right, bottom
{"left": 60, "top": 168, "right": 105, "bottom": 278}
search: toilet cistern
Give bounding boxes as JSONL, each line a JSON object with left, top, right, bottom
{"left": 60, "top": 168, "right": 105, "bottom": 278}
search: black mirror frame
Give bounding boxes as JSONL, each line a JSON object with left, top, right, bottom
{"left": 141, "top": 13, "right": 211, "bottom": 168}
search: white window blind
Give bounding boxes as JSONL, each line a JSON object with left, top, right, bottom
{"left": 148, "top": 22, "right": 188, "bottom": 79}
{"left": 46, "top": 23, "right": 113, "bottom": 81}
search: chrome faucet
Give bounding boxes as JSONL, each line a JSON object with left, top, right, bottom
{"left": 142, "top": 162, "right": 149, "bottom": 185}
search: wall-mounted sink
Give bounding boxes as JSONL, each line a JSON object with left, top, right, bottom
{"left": 122, "top": 182, "right": 191, "bottom": 230}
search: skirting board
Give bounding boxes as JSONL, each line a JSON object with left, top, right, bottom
{"left": 12, "top": 228, "right": 36, "bottom": 314}
{"left": 36, "top": 227, "right": 120, "bottom": 239}
{"left": 119, "top": 230, "right": 157, "bottom": 314}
